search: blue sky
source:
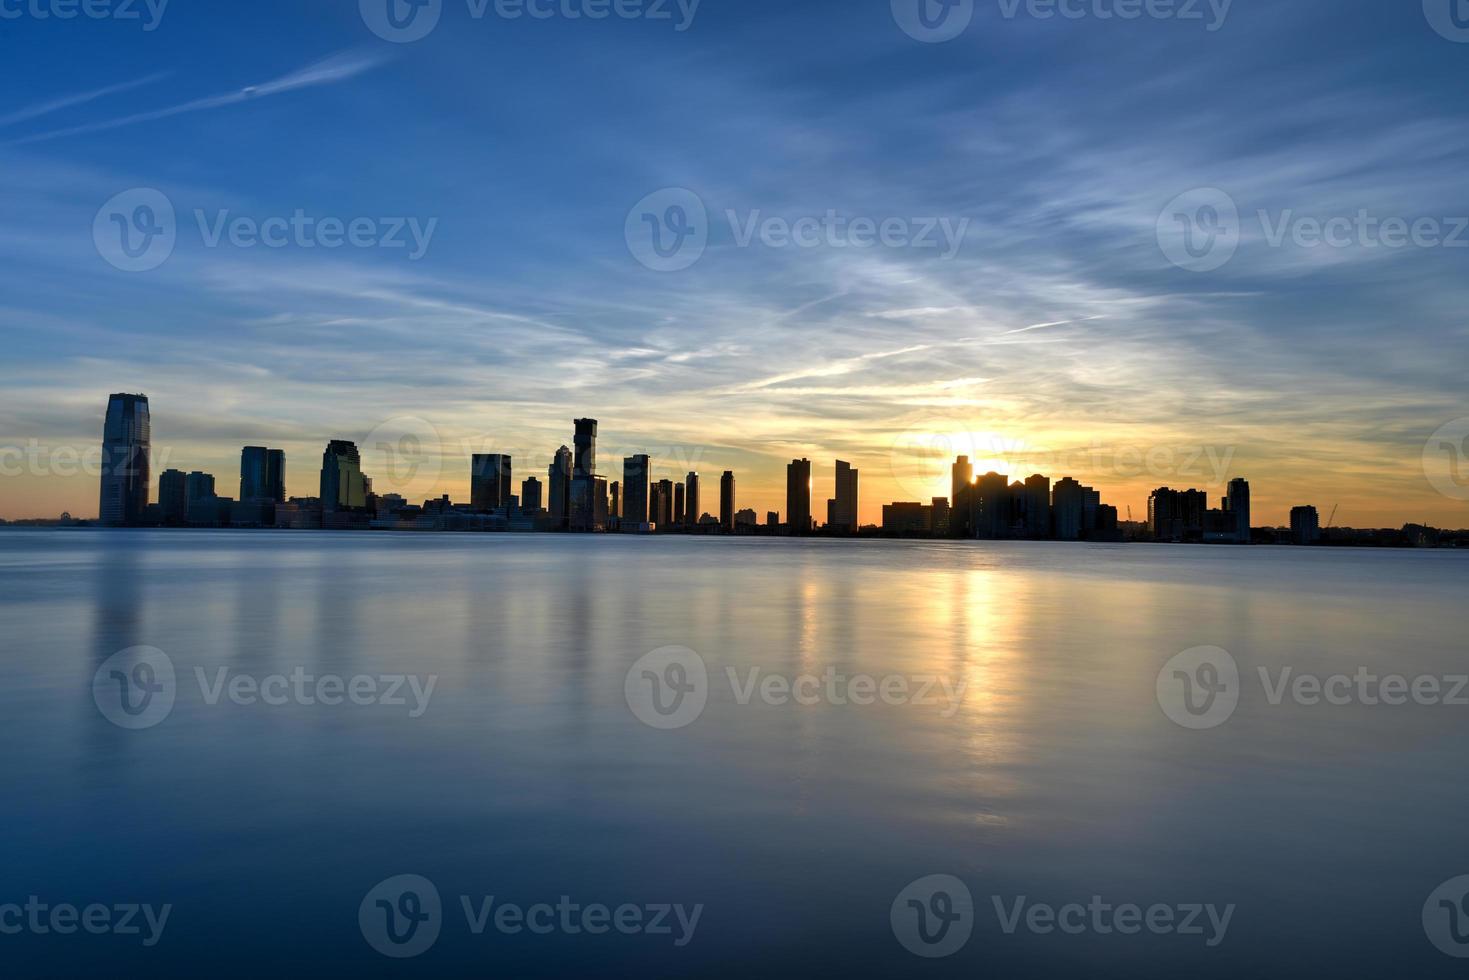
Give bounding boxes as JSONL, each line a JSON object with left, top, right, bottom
{"left": 2, "top": 0, "right": 1467, "bottom": 524}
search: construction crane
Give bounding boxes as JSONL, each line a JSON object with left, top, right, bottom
{"left": 1325, "top": 504, "right": 1339, "bottom": 528}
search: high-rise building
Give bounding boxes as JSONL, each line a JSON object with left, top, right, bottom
{"left": 521, "top": 476, "right": 543, "bottom": 513}
{"left": 674, "top": 482, "right": 685, "bottom": 525}
{"left": 653, "top": 479, "right": 674, "bottom": 527}
{"left": 159, "top": 468, "right": 187, "bottom": 523}
{"left": 610, "top": 480, "right": 620, "bottom": 520}
{"left": 98, "top": 393, "right": 150, "bottom": 526}
{"left": 573, "top": 419, "right": 597, "bottom": 478}
{"left": 832, "top": 460, "right": 858, "bottom": 534}
{"left": 786, "top": 458, "right": 812, "bottom": 535}
{"left": 685, "top": 472, "right": 700, "bottom": 527}
{"left": 720, "top": 471, "right": 736, "bottom": 532}
{"left": 973, "top": 471, "right": 1010, "bottom": 538}
{"left": 767, "top": 510, "right": 780, "bottom": 528}
{"left": 548, "top": 446, "right": 573, "bottom": 528}
{"left": 1149, "top": 487, "right": 1209, "bottom": 541}
{"left": 622, "top": 455, "right": 651, "bottom": 526}
{"left": 570, "top": 475, "right": 609, "bottom": 531}
{"left": 735, "top": 508, "right": 757, "bottom": 528}
{"left": 1023, "top": 474, "right": 1051, "bottom": 538}
{"left": 951, "top": 456, "right": 974, "bottom": 537}
{"left": 320, "top": 440, "right": 368, "bottom": 512}
{"left": 931, "top": 496, "right": 951, "bottom": 535}
{"left": 1226, "top": 478, "right": 1251, "bottom": 544}
{"left": 1053, "top": 477, "right": 1087, "bottom": 541}
{"left": 186, "top": 471, "right": 216, "bottom": 506}
{"left": 1290, "top": 505, "right": 1320, "bottom": 545}
{"left": 471, "top": 454, "right": 513, "bottom": 512}
{"left": 241, "top": 446, "right": 286, "bottom": 503}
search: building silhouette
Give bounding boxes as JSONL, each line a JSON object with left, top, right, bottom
{"left": 1291, "top": 505, "right": 1320, "bottom": 544}
{"left": 98, "top": 393, "right": 150, "bottom": 526}
{"left": 674, "top": 481, "right": 686, "bottom": 525}
{"left": 521, "top": 476, "right": 543, "bottom": 513}
{"left": 186, "top": 471, "right": 216, "bottom": 506}
{"left": 623, "top": 454, "right": 651, "bottom": 526}
{"left": 471, "top": 454, "right": 513, "bottom": 512}
{"left": 685, "top": 472, "right": 700, "bottom": 527}
{"left": 320, "top": 440, "right": 368, "bottom": 512}
{"left": 573, "top": 419, "right": 597, "bottom": 478}
{"left": 1226, "top": 478, "right": 1251, "bottom": 544}
{"left": 831, "top": 460, "right": 858, "bottom": 534}
{"left": 951, "top": 455, "right": 974, "bottom": 536}
{"left": 720, "top": 470, "right": 736, "bottom": 532}
{"left": 158, "top": 468, "right": 187, "bottom": 524}
{"left": 786, "top": 458, "right": 812, "bottom": 535}
{"left": 240, "top": 446, "right": 285, "bottom": 503}
{"left": 1023, "top": 474, "right": 1051, "bottom": 538}
{"left": 653, "top": 479, "right": 674, "bottom": 527}
{"left": 548, "top": 446, "right": 572, "bottom": 528}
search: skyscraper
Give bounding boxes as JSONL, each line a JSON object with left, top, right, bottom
{"left": 1052, "top": 477, "right": 1087, "bottom": 541}
{"left": 185, "top": 471, "right": 216, "bottom": 506}
{"left": 98, "top": 393, "right": 150, "bottom": 526}
{"left": 320, "top": 440, "right": 368, "bottom": 512}
{"left": 832, "top": 460, "right": 858, "bottom": 534}
{"left": 471, "top": 454, "right": 513, "bottom": 512}
{"left": 951, "top": 456, "right": 974, "bottom": 537}
{"left": 653, "top": 479, "right": 674, "bottom": 527}
{"left": 1291, "top": 505, "right": 1320, "bottom": 545}
{"left": 674, "top": 482, "right": 685, "bottom": 525}
{"left": 241, "top": 446, "right": 286, "bottom": 503}
{"left": 1023, "top": 474, "right": 1051, "bottom": 538}
{"left": 973, "top": 471, "right": 1010, "bottom": 539}
{"left": 159, "top": 468, "right": 187, "bottom": 524}
{"left": 521, "top": 476, "right": 543, "bottom": 513}
{"left": 548, "top": 446, "right": 572, "bottom": 528}
{"left": 786, "top": 458, "right": 812, "bottom": 535}
{"left": 610, "top": 480, "right": 620, "bottom": 520}
{"left": 573, "top": 419, "right": 597, "bottom": 478}
{"left": 720, "top": 470, "right": 735, "bottom": 532}
{"left": 622, "top": 454, "right": 650, "bottom": 526}
{"left": 685, "top": 472, "right": 700, "bottom": 527}
{"left": 1226, "top": 478, "right": 1251, "bottom": 544}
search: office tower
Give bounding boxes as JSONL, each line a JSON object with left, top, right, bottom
{"left": 320, "top": 440, "right": 368, "bottom": 512}
{"left": 832, "top": 460, "right": 858, "bottom": 534}
{"left": 159, "top": 469, "right": 187, "bottom": 523}
{"left": 185, "top": 471, "right": 216, "bottom": 505}
{"left": 654, "top": 479, "right": 675, "bottom": 527}
{"left": 1082, "top": 486, "right": 1101, "bottom": 536}
{"left": 241, "top": 446, "right": 285, "bottom": 502}
{"left": 570, "top": 474, "right": 609, "bottom": 531}
{"left": 573, "top": 419, "right": 597, "bottom": 478}
{"left": 521, "top": 476, "right": 543, "bottom": 513}
{"left": 685, "top": 472, "right": 700, "bottom": 527}
{"left": 720, "top": 471, "right": 735, "bottom": 532}
{"left": 974, "top": 471, "right": 1010, "bottom": 538}
{"left": 1149, "top": 487, "right": 1210, "bottom": 541}
{"left": 931, "top": 496, "right": 951, "bottom": 535}
{"left": 767, "top": 510, "right": 780, "bottom": 528}
{"left": 674, "top": 482, "right": 685, "bottom": 525}
{"left": 98, "top": 393, "right": 150, "bottom": 526}
{"left": 1023, "top": 474, "right": 1051, "bottom": 538}
{"left": 786, "top": 458, "right": 812, "bottom": 535}
{"left": 951, "top": 456, "right": 974, "bottom": 537}
{"left": 1226, "top": 478, "right": 1251, "bottom": 544}
{"left": 548, "top": 446, "right": 572, "bottom": 528}
{"left": 622, "top": 455, "right": 651, "bottom": 526}
{"left": 1053, "top": 477, "right": 1086, "bottom": 541}
{"left": 471, "top": 454, "right": 513, "bottom": 512}
{"left": 1291, "top": 505, "right": 1320, "bottom": 545}
{"left": 610, "top": 480, "right": 620, "bottom": 520}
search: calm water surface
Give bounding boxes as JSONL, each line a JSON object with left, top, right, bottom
{"left": 1, "top": 529, "right": 1466, "bottom": 977}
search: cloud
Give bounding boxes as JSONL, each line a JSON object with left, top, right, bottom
{"left": 2, "top": 50, "right": 390, "bottom": 147}
{"left": 0, "top": 73, "right": 170, "bottom": 129}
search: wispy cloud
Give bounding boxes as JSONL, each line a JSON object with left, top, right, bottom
{"left": 0, "top": 72, "right": 170, "bottom": 130}
{"left": 3, "top": 50, "right": 390, "bottom": 147}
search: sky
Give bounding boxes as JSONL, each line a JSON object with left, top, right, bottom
{"left": 1, "top": 0, "right": 1467, "bottom": 527}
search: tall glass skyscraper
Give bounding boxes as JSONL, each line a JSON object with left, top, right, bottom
{"left": 471, "top": 454, "right": 513, "bottom": 512}
{"left": 241, "top": 446, "right": 286, "bottom": 502}
{"left": 786, "top": 458, "right": 812, "bottom": 535}
{"left": 622, "top": 455, "right": 650, "bottom": 526}
{"left": 98, "top": 393, "right": 150, "bottom": 526}
{"left": 320, "top": 440, "right": 368, "bottom": 512}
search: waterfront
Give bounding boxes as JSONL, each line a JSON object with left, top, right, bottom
{"left": 1, "top": 530, "right": 1466, "bottom": 976}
